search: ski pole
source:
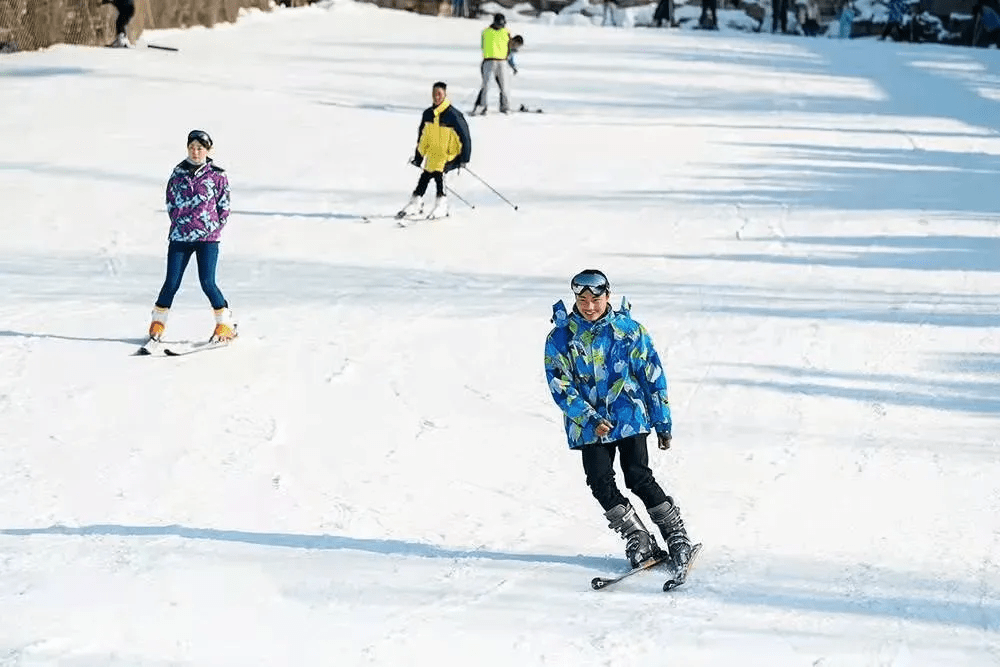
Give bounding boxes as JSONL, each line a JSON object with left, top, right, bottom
{"left": 465, "top": 167, "right": 519, "bottom": 211}
{"left": 446, "top": 185, "right": 475, "bottom": 209}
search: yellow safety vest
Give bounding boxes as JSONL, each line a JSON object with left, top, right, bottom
{"left": 481, "top": 27, "right": 510, "bottom": 60}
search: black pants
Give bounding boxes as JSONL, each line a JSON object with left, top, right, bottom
{"left": 771, "top": 0, "right": 788, "bottom": 31}
{"left": 580, "top": 434, "right": 668, "bottom": 512}
{"left": 653, "top": 0, "right": 673, "bottom": 25}
{"left": 111, "top": 0, "right": 135, "bottom": 35}
{"left": 413, "top": 170, "right": 444, "bottom": 197}
{"left": 700, "top": 0, "right": 717, "bottom": 27}
{"left": 879, "top": 20, "right": 900, "bottom": 39}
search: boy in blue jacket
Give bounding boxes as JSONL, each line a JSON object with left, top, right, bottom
{"left": 544, "top": 269, "right": 694, "bottom": 572}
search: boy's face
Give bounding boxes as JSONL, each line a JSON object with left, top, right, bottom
{"left": 432, "top": 87, "right": 446, "bottom": 106}
{"left": 575, "top": 291, "right": 610, "bottom": 322}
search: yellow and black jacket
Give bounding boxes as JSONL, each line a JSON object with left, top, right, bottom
{"left": 414, "top": 99, "right": 472, "bottom": 173}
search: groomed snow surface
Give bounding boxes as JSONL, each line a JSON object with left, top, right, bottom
{"left": 1, "top": 2, "right": 999, "bottom": 664}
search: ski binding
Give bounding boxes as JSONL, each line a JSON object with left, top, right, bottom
{"left": 662, "top": 543, "right": 703, "bottom": 592}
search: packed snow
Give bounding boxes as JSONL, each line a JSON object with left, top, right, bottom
{"left": 1, "top": 1, "right": 999, "bottom": 664}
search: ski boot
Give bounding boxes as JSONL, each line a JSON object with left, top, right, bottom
{"left": 427, "top": 195, "right": 448, "bottom": 219}
{"left": 148, "top": 306, "right": 168, "bottom": 341}
{"left": 605, "top": 503, "right": 660, "bottom": 568}
{"left": 648, "top": 497, "right": 693, "bottom": 572}
{"left": 109, "top": 32, "right": 130, "bottom": 48}
{"left": 396, "top": 195, "right": 423, "bottom": 219}
{"left": 211, "top": 307, "right": 237, "bottom": 342}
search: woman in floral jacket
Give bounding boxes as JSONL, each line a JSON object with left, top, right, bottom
{"left": 147, "top": 129, "right": 236, "bottom": 343}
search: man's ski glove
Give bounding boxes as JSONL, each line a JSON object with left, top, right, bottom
{"left": 656, "top": 432, "right": 672, "bottom": 450}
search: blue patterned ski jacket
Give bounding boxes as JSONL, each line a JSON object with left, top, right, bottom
{"left": 544, "top": 298, "right": 672, "bottom": 450}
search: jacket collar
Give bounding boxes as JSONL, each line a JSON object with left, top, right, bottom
{"left": 433, "top": 99, "right": 452, "bottom": 116}
{"left": 178, "top": 156, "right": 213, "bottom": 174}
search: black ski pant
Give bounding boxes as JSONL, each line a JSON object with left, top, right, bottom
{"left": 413, "top": 170, "right": 444, "bottom": 197}
{"left": 879, "top": 20, "right": 900, "bottom": 39}
{"left": 108, "top": 0, "right": 135, "bottom": 35}
{"left": 771, "top": 0, "right": 788, "bottom": 32}
{"left": 653, "top": 0, "right": 673, "bottom": 25}
{"left": 700, "top": 0, "right": 717, "bottom": 27}
{"left": 580, "top": 434, "right": 668, "bottom": 512}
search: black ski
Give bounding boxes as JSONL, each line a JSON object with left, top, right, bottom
{"left": 103, "top": 43, "right": 178, "bottom": 52}
{"left": 662, "top": 543, "right": 703, "bottom": 592}
{"left": 591, "top": 552, "right": 672, "bottom": 590}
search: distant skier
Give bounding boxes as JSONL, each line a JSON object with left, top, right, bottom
{"left": 101, "top": 0, "right": 135, "bottom": 48}
{"left": 398, "top": 82, "right": 471, "bottom": 220}
{"left": 147, "top": 130, "right": 237, "bottom": 344}
{"left": 653, "top": 0, "right": 675, "bottom": 27}
{"left": 471, "top": 13, "right": 512, "bottom": 115}
{"left": 543, "top": 269, "right": 694, "bottom": 572}
{"left": 877, "top": 0, "right": 907, "bottom": 39}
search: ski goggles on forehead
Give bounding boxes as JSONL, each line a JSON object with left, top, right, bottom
{"left": 187, "top": 130, "right": 212, "bottom": 148}
{"left": 571, "top": 272, "right": 609, "bottom": 296}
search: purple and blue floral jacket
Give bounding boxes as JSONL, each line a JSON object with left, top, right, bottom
{"left": 165, "top": 158, "right": 230, "bottom": 242}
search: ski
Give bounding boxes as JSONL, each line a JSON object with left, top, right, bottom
{"left": 134, "top": 337, "right": 233, "bottom": 356}
{"left": 396, "top": 212, "right": 448, "bottom": 227}
{"left": 591, "top": 552, "right": 673, "bottom": 590}
{"left": 164, "top": 339, "right": 232, "bottom": 356}
{"left": 134, "top": 338, "right": 163, "bottom": 356}
{"left": 359, "top": 214, "right": 403, "bottom": 223}
{"left": 662, "top": 543, "right": 703, "bottom": 592}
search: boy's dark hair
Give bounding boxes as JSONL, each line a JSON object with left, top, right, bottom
{"left": 511, "top": 34, "right": 524, "bottom": 46}
{"left": 433, "top": 81, "right": 447, "bottom": 91}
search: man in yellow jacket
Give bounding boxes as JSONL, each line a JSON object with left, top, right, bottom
{"left": 472, "top": 13, "right": 512, "bottom": 116}
{"left": 397, "top": 82, "right": 472, "bottom": 220}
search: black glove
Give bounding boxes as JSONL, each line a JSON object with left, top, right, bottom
{"left": 444, "top": 159, "right": 465, "bottom": 173}
{"left": 410, "top": 152, "right": 422, "bottom": 167}
{"left": 656, "top": 432, "right": 672, "bottom": 450}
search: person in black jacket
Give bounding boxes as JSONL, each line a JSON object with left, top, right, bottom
{"left": 397, "top": 82, "right": 472, "bottom": 220}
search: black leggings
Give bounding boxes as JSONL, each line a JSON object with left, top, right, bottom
{"left": 580, "top": 434, "right": 668, "bottom": 512}
{"left": 413, "top": 170, "right": 444, "bottom": 197}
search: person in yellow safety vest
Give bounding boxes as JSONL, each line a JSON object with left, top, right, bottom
{"left": 473, "top": 35, "right": 522, "bottom": 112}
{"left": 472, "top": 13, "right": 512, "bottom": 116}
